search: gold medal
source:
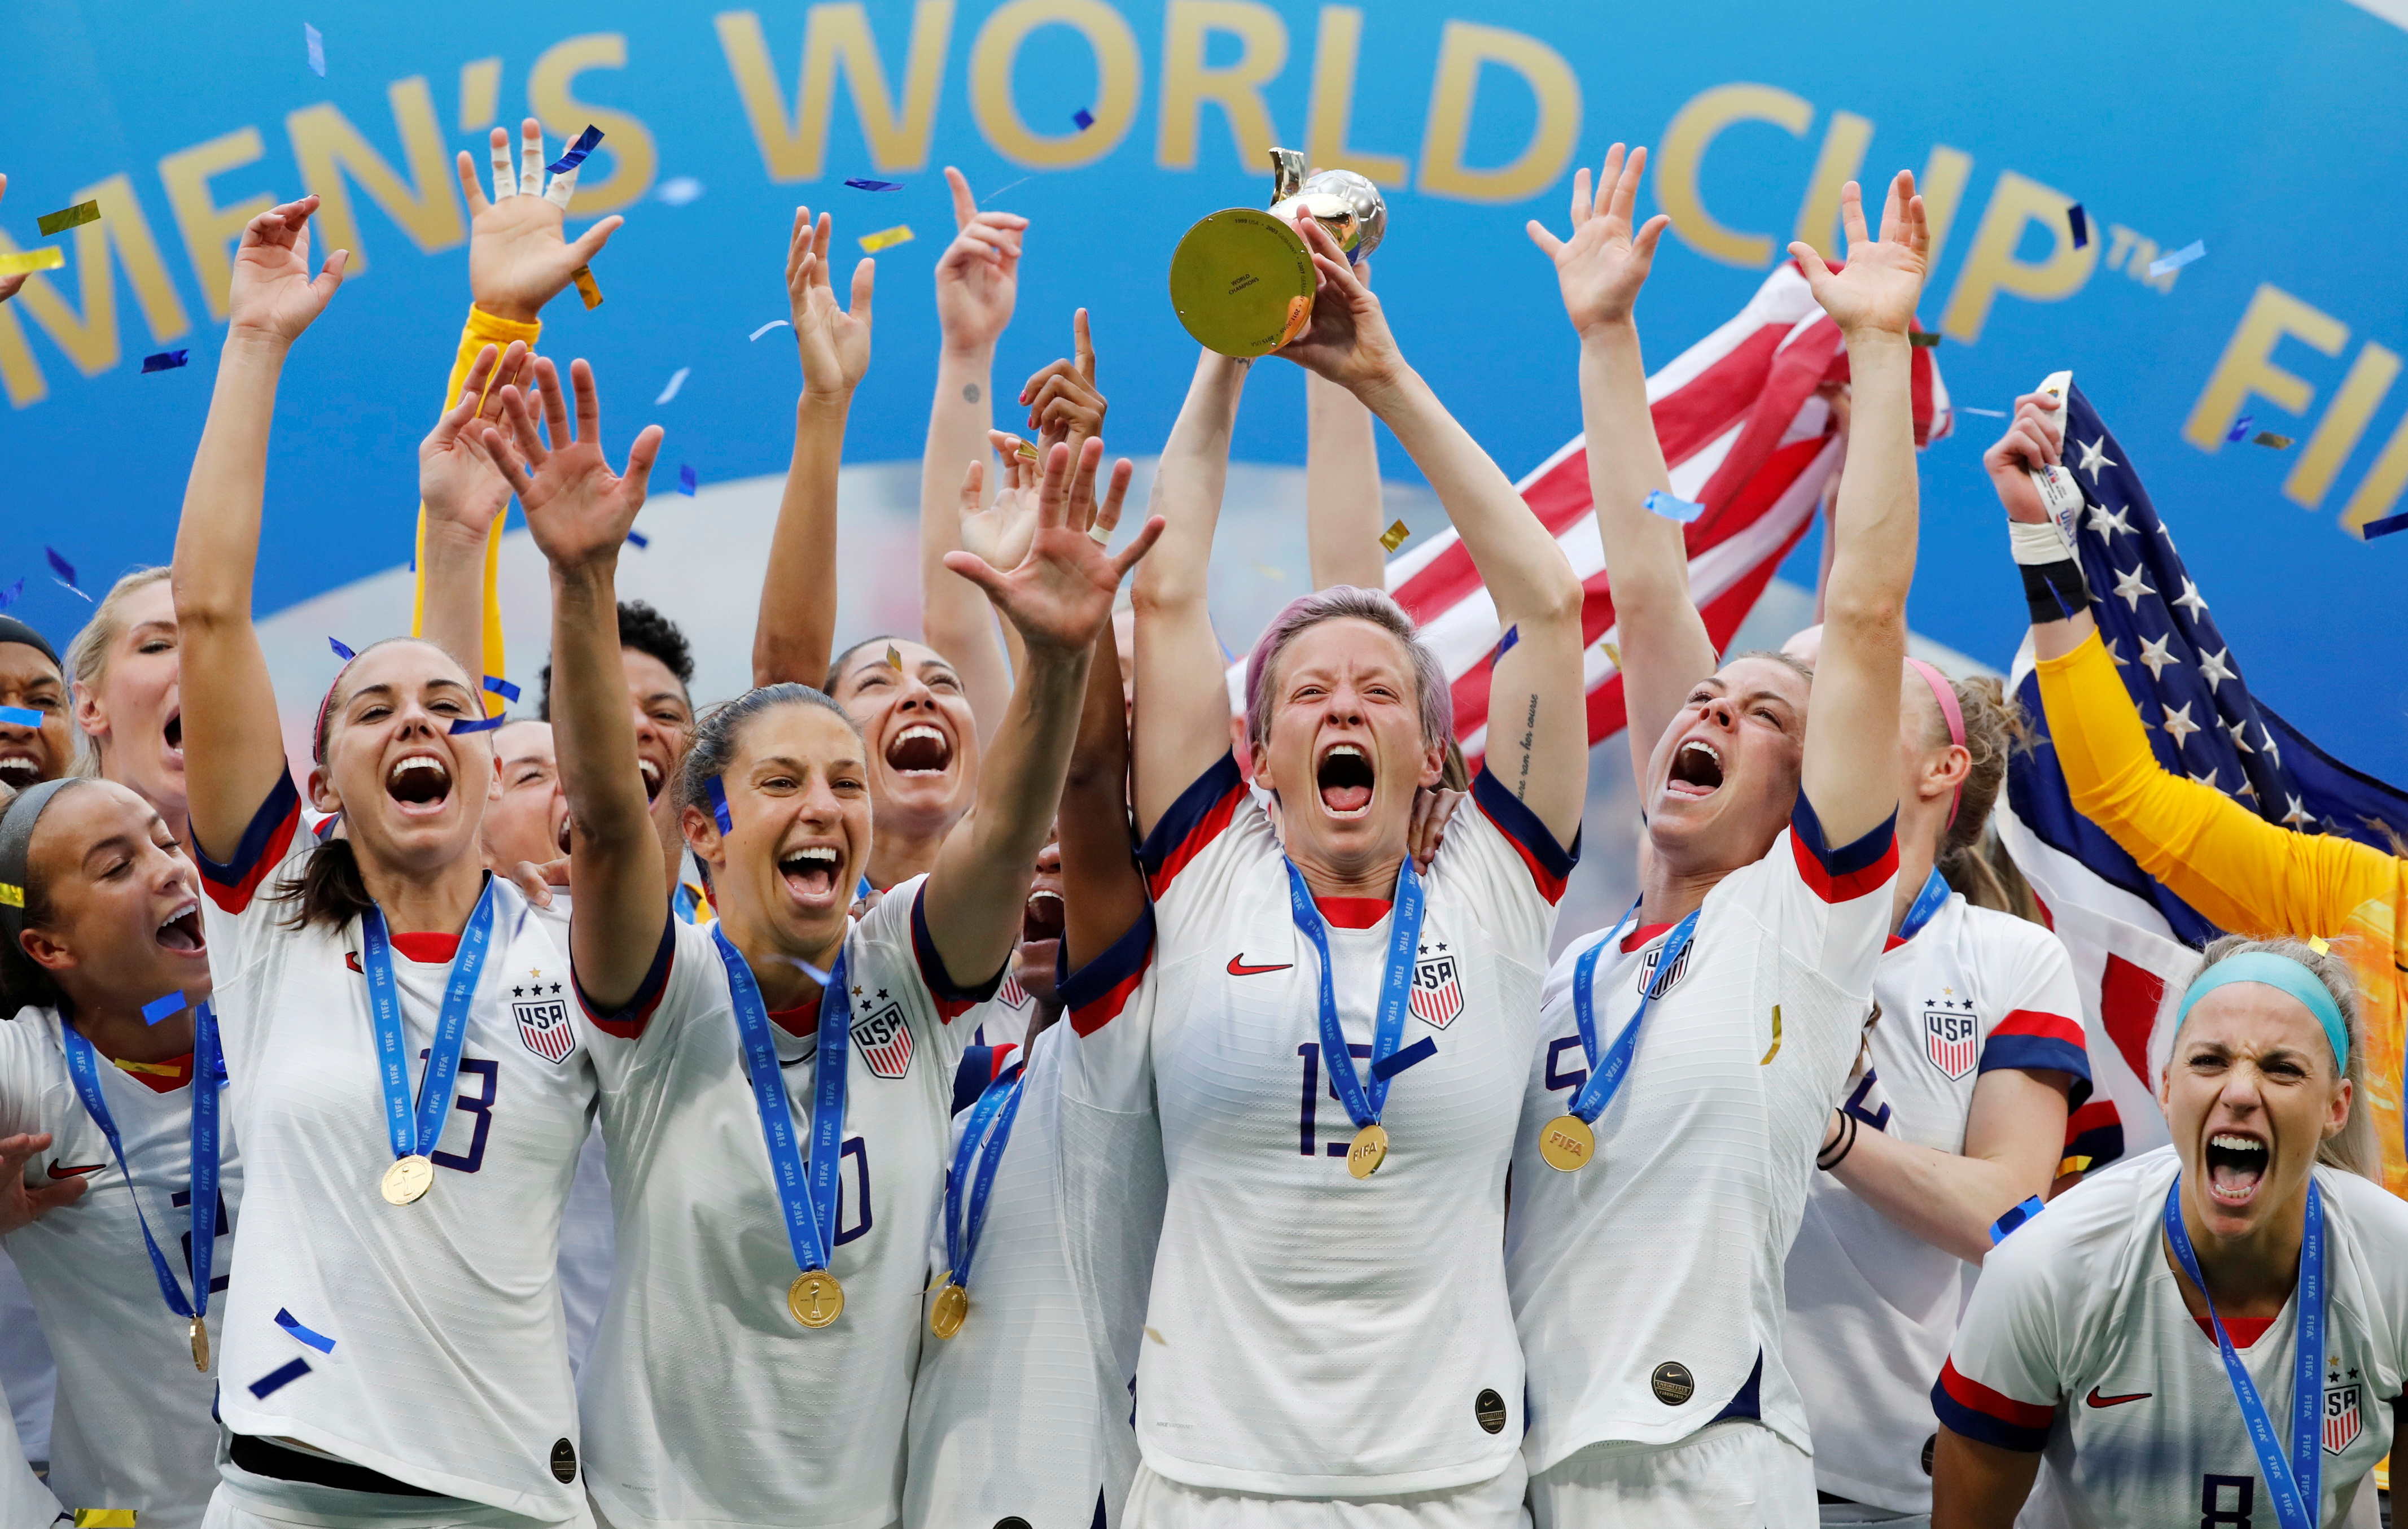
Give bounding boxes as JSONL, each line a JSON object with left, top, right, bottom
{"left": 1538, "top": 1115, "right": 1596, "bottom": 1173}
{"left": 930, "top": 1281, "right": 969, "bottom": 1340}
{"left": 190, "top": 1316, "right": 210, "bottom": 1373}
{"left": 380, "top": 1154, "right": 434, "bottom": 1205}
{"left": 1346, "top": 1122, "right": 1389, "bottom": 1179}
{"left": 787, "top": 1269, "right": 844, "bottom": 1329}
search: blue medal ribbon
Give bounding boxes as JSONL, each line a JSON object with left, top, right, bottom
{"left": 1568, "top": 905, "right": 1702, "bottom": 1127}
{"left": 2162, "top": 1176, "right": 2326, "bottom": 1529}
{"left": 942, "top": 1063, "right": 1026, "bottom": 1290}
{"left": 713, "top": 925, "right": 849, "bottom": 1281}
{"left": 360, "top": 877, "right": 498, "bottom": 1167}
{"left": 1284, "top": 858, "right": 1428, "bottom": 1132}
{"left": 1895, "top": 867, "right": 1952, "bottom": 943}
{"left": 58, "top": 1003, "right": 223, "bottom": 1334}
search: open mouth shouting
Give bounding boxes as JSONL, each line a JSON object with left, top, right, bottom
{"left": 638, "top": 757, "right": 664, "bottom": 805}
{"left": 1021, "top": 887, "right": 1065, "bottom": 946}
{"left": 156, "top": 897, "right": 207, "bottom": 958}
{"left": 387, "top": 752, "right": 454, "bottom": 813}
{"left": 1666, "top": 738, "right": 1725, "bottom": 799}
{"left": 777, "top": 842, "right": 845, "bottom": 908}
{"left": 0, "top": 749, "right": 38, "bottom": 789}
{"left": 885, "top": 723, "right": 953, "bottom": 777}
{"left": 164, "top": 710, "right": 183, "bottom": 757}
{"left": 1316, "top": 742, "right": 1374, "bottom": 818}
{"left": 2204, "top": 1130, "right": 2270, "bottom": 1206}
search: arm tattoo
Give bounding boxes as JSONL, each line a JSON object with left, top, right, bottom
{"left": 1515, "top": 696, "right": 1538, "bottom": 801}
{"left": 963, "top": 382, "right": 980, "bottom": 403}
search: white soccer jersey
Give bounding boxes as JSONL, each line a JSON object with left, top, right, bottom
{"left": 524, "top": 893, "right": 616, "bottom": 1383}
{"left": 0, "top": 1250, "right": 51, "bottom": 1468}
{"left": 0, "top": 1392, "right": 59, "bottom": 1529}
{"left": 195, "top": 771, "right": 598, "bottom": 1520}
{"left": 576, "top": 875, "right": 986, "bottom": 1529}
{"left": 970, "top": 969, "right": 1040, "bottom": 1050}
{"left": 1938, "top": 1146, "right": 2408, "bottom": 1528}
{"left": 1782, "top": 891, "right": 2091, "bottom": 1512}
{"left": 1097, "top": 755, "right": 1573, "bottom": 1498}
{"left": 905, "top": 914, "right": 1167, "bottom": 1529}
{"left": 0, "top": 1008, "right": 238, "bottom": 1529}
{"left": 1507, "top": 797, "right": 1896, "bottom": 1474}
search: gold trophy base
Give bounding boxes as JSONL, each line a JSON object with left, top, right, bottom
{"left": 1169, "top": 208, "right": 1317, "bottom": 358}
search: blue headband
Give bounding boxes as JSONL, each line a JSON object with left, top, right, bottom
{"left": 2173, "top": 953, "right": 2349, "bottom": 1069}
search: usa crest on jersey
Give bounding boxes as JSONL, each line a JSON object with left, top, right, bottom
{"left": 1635, "top": 939, "right": 1691, "bottom": 1000}
{"left": 1923, "top": 999, "right": 1978, "bottom": 1080}
{"left": 2325, "top": 1376, "right": 2363, "bottom": 1454}
{"left": 1410, "top": 954, "right": 1463, "bottom": 1029}
{"left": 851, "top": 1002, "right": 913, "bottom": 1079}
{"left": 514, "top": 974, "right": 577, "bottom": 1064}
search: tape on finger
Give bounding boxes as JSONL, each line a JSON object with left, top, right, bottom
{"left": 491, "top": 133, "right": 518, "bottom": 200}
{"left": 544, "top": 162, "right": 581, "bottom": 210}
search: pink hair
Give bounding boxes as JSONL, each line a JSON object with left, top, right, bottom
{"left": 1243, "top": 586, "right": 1452, "bottom": 754}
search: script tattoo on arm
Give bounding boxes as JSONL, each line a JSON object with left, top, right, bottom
{"left": 1516, "top": 696, "right": 1538, "bottom": 801}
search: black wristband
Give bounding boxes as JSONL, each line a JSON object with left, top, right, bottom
{"left": 2020, "top": 558, "right": 2092, "bottom": 625}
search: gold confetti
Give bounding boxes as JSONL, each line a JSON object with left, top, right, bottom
{"left": 570, "top": 265, "right": 603, "bottom": 310}
{"left": 1909, "top": 331, "right": 1941, "bottom": 348}
{"left": 2056, "top": 1154, "right": 2092, "bottom": 1177}
{"left": 1759, "top": 1004, "right": 1782, "bottom": 1065}
{"left": 1252, "top": 562, "right": 1285, "bottom": 582}
{"left": 859, "top": 224, "right": 914, "bottom": 253}
{"left": 1016, "top": 439, "right": 1039, "bottom": 461}
{"left": 1144, "top": 1325, "right": 1167, "bottom": 1345}
{"left": 0, "top": 246, "right": 67, "bottom": 277}
{"left": 2251, "top": 431, "right": 2293, "bottom": 449}
{"left": 1379, "top": 519, "right": 1410, "bottom": 553}
{"left": 37, "top": 199, "right": 99, "bottom": 237}
{"left": 886, "top": 644, "right": 904, "bottom": 672}
{"left": 75, "top": 1513, "right": 137, "bottom": 1528}
{"left": 1600, "top": 640, "right": 1621, "bottom": 669}
{"left": 2309, "top": 936, "right": 2331, "bottom": 954}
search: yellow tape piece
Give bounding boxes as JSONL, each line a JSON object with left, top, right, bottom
{"left": 0, "top": 883, "right": 22, "bottom": 908}
{"left": 1759, "top": 1004, "right": 1782, "bottom": 1065}
{"left": 38, "top": 199, "right": 101, "bottom": 237}
{"left": 2252, "top": 431, "right": 2294, "bottom": 449}
{"left": 1143, "top": 1325, "right": 1167, "bottom": 1345}
{"left": 1379, "top": 519, "right": 1410, "bottom": 554}
{"left": 2309, "top": 936, "right": 2331, "bottom": 954}
{"left": 2057, "top": 1154, "right": 2093, "bottom": 1178}
{"left": 885, "top": 644, "right": 904, "bottom": 672}
{"left": 858, "top": 224, "right": 914, "bottom": 253}
{"left": 570, "top": 265, "right": 603, "bottom": 311}
{"left": 0, "top": 246, "right": 67, "bottom": 277}
{"left": 1601, "top": 641, "right": 1621, "bottom": 669}
{"left": 75, "top": 1511, "right": 138, "bottom": 1527}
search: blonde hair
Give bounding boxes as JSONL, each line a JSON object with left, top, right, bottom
{"left": 2189, "top": 933, "right": 2376, "bottom": 1179}
{"left": 63, "top": 566, "right": 171, "bottom": 779}
{"left": 1923, "top": 675, "right": 2043, "bottom": 922}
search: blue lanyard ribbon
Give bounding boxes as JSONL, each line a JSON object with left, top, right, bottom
{"left": 713, "top": 926, "right": 850, "bottom": 1278}
{"left": 943, "top": 1063, "right": 1027, "bottom": 1288}
{"left": 1568, "top": 905, "right": 1702, "bottom": 1126}
{"left": 2161, "top": 1177, "right": 2326, "bottom": 1529}
{"left": 58, "top": 1004, "right": 223, "bottom": 1326}
{"left": 1284, "top": 858, "right": 1427, "bottom": 1131}
{"left": 1895, "top": 867, "right": 1951, "bottom": 943}
{"left": 360, "top": 879, "right": 498, "bottom": 1164}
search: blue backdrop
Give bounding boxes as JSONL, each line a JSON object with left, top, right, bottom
{"left": 4, "top": 0, "right": 2405, "bottom": 769}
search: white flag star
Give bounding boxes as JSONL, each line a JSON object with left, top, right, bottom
{"left": 2224, "top": 717, "right": 2254, "bottom": 753}
{"left": 2260, "top": 726, "right": 2282, "bottom": 767}
{"left": 2086, "top": 502, "right": 2134, "bottom": 538}
{"left": 2190, "top": 767, "right": 2220, "bottom": 788}
{"left": 2196, "top": 646, "right": 2235, "bottom": 691}
{"left": 2160, "top": 701, "right": 2201, "bottom": 749}
{"left": 2077, "top": 436, "right": 2117, "bottom": 483}
{"left": 2112, "top": 564, "right": 2156, "bottom": 610}
{"left": 2137, "top": 634, "right": 2178, "bottom": 679}
{"left": 2283, "top": 795, "right": 2314, "bottom": 828}
{"left": 2172, "top": 578, "right": 2210, "bottom": 619}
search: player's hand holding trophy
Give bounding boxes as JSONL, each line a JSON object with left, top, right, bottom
{"left": 1169, "top": 149, "right": 1386, "bottom": 357}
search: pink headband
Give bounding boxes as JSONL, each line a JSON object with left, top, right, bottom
{"left": 1905, "top": 657, "right": 1965, "bottom": 829}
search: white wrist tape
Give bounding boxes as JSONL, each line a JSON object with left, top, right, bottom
{"left": 2009, "top": 515, "right": 2077, "bottom": 566}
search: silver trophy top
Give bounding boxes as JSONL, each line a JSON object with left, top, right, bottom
{"left": 1265, "top": 148, "right": 1386, "bottom": 262}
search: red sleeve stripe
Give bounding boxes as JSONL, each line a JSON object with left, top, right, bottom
{"left": 1787, "top": 796, "right": 1898, "bottom": 904}
{"left": 1137, "top": 753, "right": 1247, "bottom": 899}
{"left": 195, "top": 771, "right": 303, "bottom": 915}
{"left": 576, "top": 919, "right": 677, "bottom": 1039}
{"left": 1470, "top": 767, "right": 1579, "bottom": 905}
{"left": 1931, "top": 1358, "right": 2055, "bottom": 1451}
{"left": 1061, "top": 906, "right": 1156, "bottom": 1038}
{"left": 912, "top": 884, "right": 1006, "bottom": 1024}
{"left": 1989, "top": 1010, "right": 2085, "bottom": 1048}
{"left": 1980, "top": 1010, "right": 2094, "bottom": 1109}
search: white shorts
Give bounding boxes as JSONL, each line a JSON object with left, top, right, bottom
{"left": 202, "top": 1479, "right": 586, "bottom": 1529}
{"left": 1529, "top": 1422, "right": 1816, "bottom": 1529}
{"left": 1124, "top": 1458, "right": 1529, "bottom": 1529}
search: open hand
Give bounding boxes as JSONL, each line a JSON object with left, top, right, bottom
{"left": 935, "top": 167, "right": 1027, "bottom": 351}
{"left": 957, "top": 430, "right": 1044, "bottom": 570}
{"left": 457, "top": 120, "right": 623, "bottom": 323}
{"left": 1527, "top": 144, "right": 1673, "bottom": 338}
{"left": 482, "top": 357, "right": 664, "bottom": 573}
{"left": 0, "top": 1133, "right": 87, "bottom": 1234}
{"left": 1019, "top": 309, "right": 1106, "bottom": 457}
{"left": 226, "top": 195, "right": 347, "bottom": 343}
{"left": 0, "top": 174, "right": 23, "bottom": 305}
{"left": 1983, "top": 391, "right": 2068, "bottom": 525}
{"left": 786, "top": 207, "right": 873, "bottom": 399}
{"left": 421, "top": 340, "right": 532, "bottom": 540}
{"left": 1276, "top": 215, "right": 1407, "bottom": 396}
{"left": 1789, "top": 170, "right": 1929, "bottom": 338}
{"left": 944, "top": 438, "right": 1164, "bottom": 655}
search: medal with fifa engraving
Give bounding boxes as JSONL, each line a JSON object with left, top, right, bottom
{"left": 1286, "top": 859, "right": 1425, "bottom": 1185}
{"left": 934, "top": 1060, "right": 1028, "bottom": 1336}
{"left": 379, "top": 1154, "right": 434, "bottom": 1204}
{"left": 1346, "top": 1122, "right": 1389, "bottom": 1179}
{"left": 361, "top": 882, "right": 500, "bottom": 1208}
{"left": 189, "top": 1316, "right": 211, "bottom": 1373}
{"left": 788, "top": 1270, "right": 844, "bottom": 1329}
{"left": 929, "top": 1281, "right": 969, "bottom": 1339}
{"left": 1537, "top": 1115, "right": 1595, "bottom": 1173}
{"left": 1544, "top": 905, "right": 1700, "bottom": 1173}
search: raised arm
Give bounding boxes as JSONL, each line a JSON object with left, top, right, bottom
{"left": 1058, "top": 528, "right": 1148, "bottom": 971}
{"left": 754, "top": 208, "right": 872, "bottom": 688}
{"left": 482, "top": 359, "right": 666, "bottom": 1008}
{"left": 173, "top": 197, "right": 347, "bottom": 858}
{"left": 1281, "top": 217, "right": 1587, "bottom": 844}
{"left": 919, "top": 168, "right": 1030, "bottom": 736}
{"left": 1131, "top": 351, "right": 1250, "bottom": 835}
{"left": 923, "top": 440, "right": 1163, "bottom": 988}
{"left": 1530, "top": 145, "right": 1713, "bottom": 792}
{"left": 418, "top": 340, "right": 531, "bottom": 676}
{"left": 1789, "top": 172, "right": 1928, "bottom": 847}
{"left": 1304, "top": 261, "right": 1386, "bottom": 591}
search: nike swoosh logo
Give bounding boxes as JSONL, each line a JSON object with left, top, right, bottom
{"left": 46, "top": 1162, "right": 104, "bottom": 1179}
{"left": 1227, "top": 956, "right": 1292, "bottom": 977}
{"left": 2085, "top": 1387, "right": 2152, "bottom": 1408}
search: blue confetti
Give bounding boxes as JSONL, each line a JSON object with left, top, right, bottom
{"left": 141, "top": 993, "right": 185, "bottom": 1026}
{"left": 546, "top": 124, "right": 604, "bottom": 177}
{"left": 678, "top": 464, "right": 698, "bottom": 496}
{"left": 274, "top": 1308, "right": 337, "bottom": 1353}
{"left": 328, "top": 637, "right": 355, "bottom": 661}
{"left": 142, "top": 350, "right": 189, "bottom": 373}
{"left": 1495, "top": 624, "right": 1519, "bottom": 658}
{"left": 654, "top": 366, "right": 689, "bottom": 405}
{"left": 706, "top": 775, "right": 733, "bottom": 834}
{"left": 449, "top": 714, "right": 505, "bottom": 734}
{"left": 45, "top": 548, "right": 86, "bottom": 600}
{"left": 483, "top": 675, "right": 520, "bottom": 702}
{"left": 2147, "top": 240, "right": 2205, "bottom": 279}
{"left": 304, "top": 22, "right": 324, "bottom": 77}
{"left": 0, "top": 579, "right": 19, "bottom": 613}
{"left": 1989, "top": 1195, "right": 2046, "bottom": 1245}
{"left": 748, "top": 319, "right": 790, "bottom": 342}
{"left": 843, "top": 178, "right": 903, "bottom": 191}
{"left": 2226, "top": 415, "right": 2253, "bottom": 443}
{"left": 654, "top": 177, "right": 705, "bottom": 207}
{"left": 1072, "top": 108, "right": 1094, "bottom": 130}
{"left": 2067, "top": 203, "right": 2088, "bottom": 249}
{"left": 2363, "top": 510, "right": 2408, "bottom": 541}
{"left": 249, "top": 1358, "right": 311, "bottom": 1399}
{"left": 1959, "top": 406, "right": 2008, "bottom": 418}
{"left": 1644, "top": 489, "right": 1705, "bottom": 524}
{"left": 0, "top": 706, "right": 41, "bottom": 728}
{"left": 1371, "top": 1036, "right": 1437, "bottom": 1081}
{"left": 625, "top": 530, "right": 650, "bottom": 549}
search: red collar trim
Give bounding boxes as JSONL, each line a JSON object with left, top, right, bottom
{"left": 1621, "top": 921, "right": 1675, "bottom": 954}
{"left": 390, "top": 930, "right": 462, "bottom": 964}
{"left": 768, "top": 1001, "right": 819, "bottom": 1039}
{"left": 2196, "top": 1314, "right": 2275, "bottom": 1349}
{"left": 1315, "top": 897, "right": 1392, "bottom": 930}
{"left": 1884, "top": 933, "right": 1910, "bottom": 953}
{"left": 112, "top": 1052, "right": 196, "bottom": 1094}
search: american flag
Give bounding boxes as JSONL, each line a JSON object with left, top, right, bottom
{"left": 1999, "top": 379, "right": 2408, "bottom": 1159}
{"left": 1225, "top": 262, "right": 1952, "bottom": 763}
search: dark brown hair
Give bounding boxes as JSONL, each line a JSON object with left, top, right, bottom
{"left": 0, "top": 780, "right": 81, "bottom": 1013}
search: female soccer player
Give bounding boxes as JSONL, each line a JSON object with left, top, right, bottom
{"left": 0, "top": 776, "right": 227, "bottom": 1529}
{"left": 176, "top": 195, "right": 597, "bottom": 1527}
{"left": 1508, "top": 148, "right": 1923, "bottom": 1527}
{"left": 509, "top": 329, "right": 1160, "bottom": 1528}
{"left": 1782, "top": 663, "right": 2093, "bottom": 1524}
{"left": 0, "top": 617, "right": 71, "bottom": 792}
{"left": 1932, "top": 936, "right": 2404, "bottom": 1528}
{"left": 64, "top": 569, "right": 189, "bottom": 845}
{"left": 1105, "top": 208, "right": 1586, "bottom": 1523}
